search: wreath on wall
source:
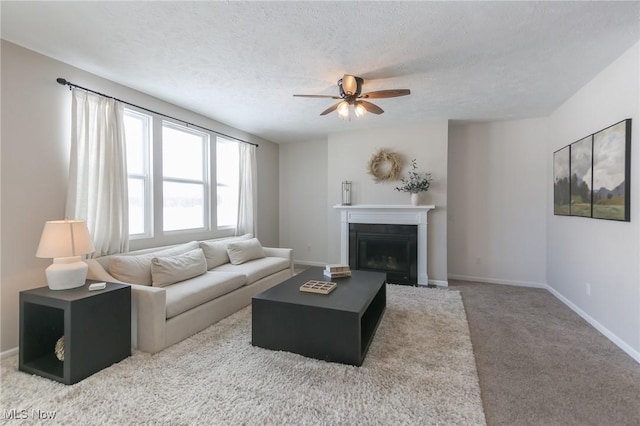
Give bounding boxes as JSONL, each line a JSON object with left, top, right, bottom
{"left": 367, "top": 149, "right": 403, "bottom": 183}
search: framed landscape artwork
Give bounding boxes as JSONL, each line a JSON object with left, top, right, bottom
{"left": 554, "top": 118, "right": 631, "bottom": 221}
{"left": 553, "top": 146, "right": 570, "bottom": 216}
{"left": 569, "top": 136, "right": 593, "bottom": 217}
{"left": 592, "top": 119, "right": 631, "bottom": 221}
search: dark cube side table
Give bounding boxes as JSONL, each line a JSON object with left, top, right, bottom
{"left": 19, "top": 281, "right": 131, "bottom": 385}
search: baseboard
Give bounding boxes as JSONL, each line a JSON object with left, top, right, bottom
{"left": 427, "top": 279, "right": 448, "bottom": 287}
{"left": 1, "top": 347, "right": 18, "bottom": 360}
{"left": 545, "top": 285, "right": 640, "bottom": 364}
{"left": 448, "top": 274, "right": 547, "bottom": 289}
{"left": 293, "top": 260, "right": 327, "bottom": 267}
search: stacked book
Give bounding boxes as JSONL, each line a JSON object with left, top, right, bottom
{"left": 323, "top": 264, "right": 352, "bottom": 279}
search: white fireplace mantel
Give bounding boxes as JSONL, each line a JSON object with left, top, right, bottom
{"left": 333, "top": 204, "right": 435, "bottom": 286}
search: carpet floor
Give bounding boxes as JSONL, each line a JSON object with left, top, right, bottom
{"left": 1, "top": 285, "right": 486, "bottom": 425}
{"left": 452, "top": 280, "right": 640, "bottom": 426}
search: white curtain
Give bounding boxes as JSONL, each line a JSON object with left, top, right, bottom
{"left": 236, "top": 143, "right": 257, "bottom": 236}
{"left": 65, "top": 89, "right": 129, "bottom": 256}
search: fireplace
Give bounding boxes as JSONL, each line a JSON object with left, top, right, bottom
{"left": 349, "top": 224, "right": 417, "bottom": 285}
{"left": 334, "top": 204, "right": 435, "bottom": 286}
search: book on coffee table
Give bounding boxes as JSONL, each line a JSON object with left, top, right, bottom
{"left": 323, "top": 271, "right": 352, "bottom": 278}
{"left": 324, "top": 264, "right": 351, "bottom": 279}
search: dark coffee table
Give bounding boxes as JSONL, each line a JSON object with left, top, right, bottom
{"left": 252, "top": 267, "right": 386, "bottom": 366}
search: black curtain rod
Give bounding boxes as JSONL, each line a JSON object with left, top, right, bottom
{"left": 56, "top": 78, "right": 259, "bottom": 148}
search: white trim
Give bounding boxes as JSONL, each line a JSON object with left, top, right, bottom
{"left": 124, "top": 107, "right": 153, "bottom": 239}
{"left": 546, "top": 286, "right": 640, "bottom": 364}
{"left": 448, "top": 274, "right": 547, "bottom": 289}
{"left": 1, "top": 347, "right": 18, "bottom": 360}
{"left": 333, "top": 204, "right": 436, "bottom": 210}
{"left": 428, "top": 279, "right": 449, "bottom": 287}
{"left": 333, "top": 204, "right": 434, "bottom": 285}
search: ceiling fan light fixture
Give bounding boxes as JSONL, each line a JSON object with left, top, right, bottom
{"left": 337, "top": 101, "right": 350, "bottom": 119}
{"left": 294, "top": 74, "right": 408, "bottom": 118}
{"left": 354, "top": 102, "right": 366, "bottom": 118}
{"left": 341, "top": 75, "right": 358, "bottom": 96}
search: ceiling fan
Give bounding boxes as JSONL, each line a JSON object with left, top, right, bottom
{"left": 293, "top": 74, "right": 410, "bottom": 119}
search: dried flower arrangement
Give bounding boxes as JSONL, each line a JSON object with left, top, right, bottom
{"left": 367, "top": 149, "right": 402, "bottom": 183}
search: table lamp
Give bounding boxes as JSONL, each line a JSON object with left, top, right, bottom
{"left": 36, "top": 219, "right": 95, "bottom": 290}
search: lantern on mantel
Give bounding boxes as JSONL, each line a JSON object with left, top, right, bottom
{"left": 342, "top": 181, "right": 352, "bottom": 205}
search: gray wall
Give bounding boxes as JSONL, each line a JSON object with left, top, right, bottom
{"left": 279, "top": 139, "right": 328, "bottom": 266}
{"left": 546, "top": 42, "right": 639, "bottom": 357}
{"left": 448, "top": 118, "right": 548, "bottom": 287}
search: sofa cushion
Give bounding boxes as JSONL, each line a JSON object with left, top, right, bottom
{"left": 164, "top": 271, "right": 247, "bottom": 319}
{"left": 200, "top": 234, "right": 253, "bottom": 269}
{"left": 226, "top": 238, "right": 266, "bottom": 265}
{"left": 151, "top": 248, "right": 208, "bottom": 287}
{"left": 213, "top": 256, "right": 289, "bottom": 285}
{"left": 109, "top": 241, "right": 199, "bottom": 285}
{"left": 200, "top": 241, "right": 231, "bottom": 269}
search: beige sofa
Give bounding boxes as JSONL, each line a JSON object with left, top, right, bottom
{"left": 86, "top": 235, "right": 293, "bottom": 354}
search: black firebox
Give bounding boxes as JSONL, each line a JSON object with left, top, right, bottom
{"left": 348, "top": 223, "right": 417, "bottom": 285}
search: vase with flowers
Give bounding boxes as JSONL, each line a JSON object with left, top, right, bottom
{"left": 394, "top": 159, "right": 432, "bottom": 205}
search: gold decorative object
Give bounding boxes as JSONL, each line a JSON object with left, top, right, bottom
{"left": 54, "top": 336, "right": 64, "bottom": 361}
{"left": 299, "top": 280, "right": 337, "bottom": 295}
{"left": 367, "top": 149, "right": 402, "bottom": 183}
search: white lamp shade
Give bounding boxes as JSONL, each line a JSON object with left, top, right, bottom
{"left": 36, "top": 220, "right": 95, "bottom": 258}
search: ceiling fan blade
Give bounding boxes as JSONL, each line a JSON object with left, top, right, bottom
{"left": 359, "top": 89, "right": 411, "bottom": 99}
{"left": 320, "top": 102, "right": 342, "bottom": 116}
{"left": 293, "top": 94, "right": 341, "bottom": 99}
{"left": 359, "top": 100, "right": 384, "bottom": 115}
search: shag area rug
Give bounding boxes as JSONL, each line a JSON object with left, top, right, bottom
{"left": 1, "top": 286, "right": 485, "bottom": 425}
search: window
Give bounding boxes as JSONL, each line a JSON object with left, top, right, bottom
{"left": 216, "top": 137, "right": 239, "bottom": 228}
{"left": 123, "top": 109, "right": 152, "bottom": 238}
{"left": 123, "top": 109, "right": 242, "bottom": 241}
{"left": 162, "top": 122, "right": 209, "bottom": 232}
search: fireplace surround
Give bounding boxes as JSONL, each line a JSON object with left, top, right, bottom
{"left": 334, "top": 204, "right": 435, "bottom": 286}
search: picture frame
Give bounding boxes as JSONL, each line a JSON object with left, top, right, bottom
{"left": 569, "top": 136, "right": 593, "bottom": 217}
{"left": 553, "top": 118, "right": 632, "bottom": 221}
{"left": 592, "top": 119, "right": 631, "bottom": 221}
{"left": 553, "top": 145, "right": 570, "bottom": 216}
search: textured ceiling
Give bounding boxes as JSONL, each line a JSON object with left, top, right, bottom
{"left": 2, "top": 1, "right": 639, "bottom": 144}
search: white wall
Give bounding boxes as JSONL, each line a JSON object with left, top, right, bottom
{"left": 547, "top": 42, "right": 640, "bottom": 357}
{"left": 0, "top": 41, "right": 280, "bottom": 353}
{"left": 279, "top": 139, "right": 328, "bottom": 265}
{"left": 448, "top": 119, "right": 548, "bottom": 287}
{"left": 326, "top": 121, "right": 449, "bottom": 284}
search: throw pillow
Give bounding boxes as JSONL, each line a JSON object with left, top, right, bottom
{"left": 226, "top": 238, "right": 266, "bottom": 265}
{"left": 199, "top": 241, "right": 231, "bottom": 269}
{"left": 199, "top": 234, "right": 253, "bottom": 269}
{"left": 151, "top": 248, "right": 208, "bottom": 287}
{"left": 109, "top": 241, "right": 199, "bottom": 285}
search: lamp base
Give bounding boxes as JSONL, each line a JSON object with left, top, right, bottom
{"left": 45, "top": 256, "right": 88, "bottom": 290}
